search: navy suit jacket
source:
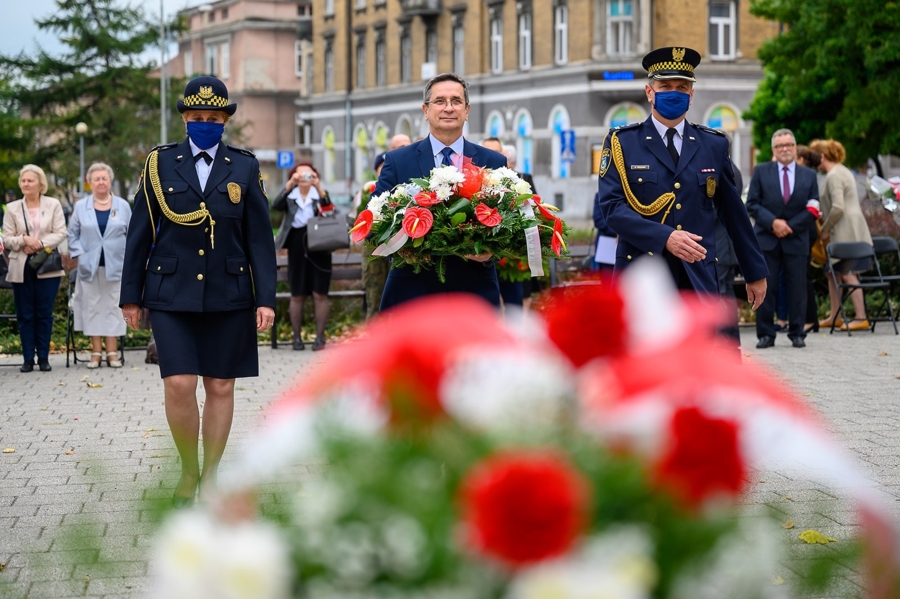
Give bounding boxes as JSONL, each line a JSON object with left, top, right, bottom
{"left": 120, "top": 138, "right": 277, "bottom": 312}
{"left": 374, "top": 136, "right": 507, "bottom": 310}
{"left": 598, "top": 117, "right": 767, "bottom": 293}
{"left": 745, "top": 161, "right": 818, "bottom": 256}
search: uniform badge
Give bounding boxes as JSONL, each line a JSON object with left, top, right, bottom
{"left": 599, "top": 148, "right": 611, "bottom": 178}
{"left": 258, "top": 173, "right": 267, "bottom": 196}
{"left": 706, "top": 176, "right": 716, "bottom": 197}
{"left": 227, "top": 182, "right": 242, "bottom": 204}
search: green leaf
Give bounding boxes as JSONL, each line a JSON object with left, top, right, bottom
{"left": 413, "top": 236, "right": 424, "bottom": 247}
{"left": 474, "top": 240, "right": 482, "bottom": 255}
{"left": 410, "top": 178, "right": 430, "bottom": 188}
{"left": 447, "top": 198, "right": 472, "bottom": 216}
{"left": 450, "top": 212, "right": 467, "bottom": 226}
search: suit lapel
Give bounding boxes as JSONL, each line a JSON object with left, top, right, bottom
{"left": 417, "top": 138, "right": 435, "bottom": 178}
{"left": 462, "top": 139, "right": 479, "bottom": 166}
{"left": 674, "top": 122, "right": 700, "bottom": 178}
{"left": 639, "top": 118, "right": 677, "bottom": 173}
{"left": 174, "top": 139, "right": 204, "bottom": 197}
{"left": 204, "top": 142, "right": 232, "bottom": 196}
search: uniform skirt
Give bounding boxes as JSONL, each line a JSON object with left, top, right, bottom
{"left": 73, "top": 267, "right": 127, "bottom": 337}
{"left": 149, "top": 309, "right": 259, "bottom": 379}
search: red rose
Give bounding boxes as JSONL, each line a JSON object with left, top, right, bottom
{"left": 457, "top": 163, "right": 484, "bottom": 199}
{"left": 474, "top": 203, "right": 502, "bottom": 227}
{"left": 415, "top": 190, "right": 441, "bottom": 207}
{"left": 460, "top": 451, "right": 589, "bottom": 566}
{"left": 348, "top": 209, "right": 374, "bottom": 242}
{"left": 655, "top": 406, "right": 746, "bottom": 506}
{"left": 402, "top": 207, "right": 434, "bottom": 238}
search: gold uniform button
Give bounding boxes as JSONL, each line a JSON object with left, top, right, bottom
{"left": 675, "top": 203, "right": 682, "bottom": 210}
{"left": 240, "top": 267, "right": 244, "bottom": 272}
{"left": 157, "top": 266, "right": 161, "bottom": 271}
{"left": 637, "top": 177, "right": 643, "bottom": 183}
{"left": 627, "top": 255, "right": 632, "bottom": 260}
{"left": 197, "top": 274, "right": 203, "bottom": 281}
{"left": 715, "top": 257, "right": 719, "bottom": 262}
{"left": 674, "top": 182, "right": 681, "bottom": 189}
{"left": 204, "top": 228, "right": 209, "bottom": 232}
{"left": 648, "top": 252, "right": 654, "bottom": 256}
{"left": 167, "top": 187, "right": 173, "bottom": 192}
{"left": 198, "top": 249, "right": 205, "bottom": 256}
{"left": 676, "top": 225, "right": 683, "bottom": 230}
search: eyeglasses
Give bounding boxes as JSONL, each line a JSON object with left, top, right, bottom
{"left": 773, "top": 143, "right": 796, "bottom": 150}
{"left": 426, "top": 98, "right": 466, "bottom": 108}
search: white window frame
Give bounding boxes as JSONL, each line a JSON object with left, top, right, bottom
{"left": 294, "top": 41, "right": 304, "bottom": 77}
{"left": 709, "top": 0, "right": 737, "bottom": 60}
{"left": 324, "top": 42, "right": 335, "bottom": 92}
{"left": 607, "top": 0, "right": 634, "bottom": 56}
{"left": 356, "top": 0, "right": 366, "bottom": 9}
{"left": 205, "top": 45, "right": 217, "bottom": 75}
{"left": 220, "top": 42, "right": 230, "bottom": 79}
{"left": 356, "top": 39, "right": 366, "bottom": 89}
{"left": 400, "top": 31, "right": 412, "bottom": 83}
{"left": 325, "top": 0, "right": 335, "bottom": 16}
{"left": 518, "top": 12, "right": 532, "bottom": 71}
{"left": 183, "top": 49, "right": 193, "bottom": 77}
{"left": 490, "top": 16, "right": 503, "bottom": 74}
{"left": 452, "top": 23, "right": 465, "bottom": 75}
{"left": 554, "top": 5, "right": 568, "bottom": 65}
{"left": 375, "top": 37, "right": 386, "bottom": 87}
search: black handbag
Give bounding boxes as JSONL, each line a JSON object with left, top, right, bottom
{"left": 306, "top": 210, "right": 350, "bottom": 252}
{"left": 21, "top": 203, "right": 63, "bottom": 275}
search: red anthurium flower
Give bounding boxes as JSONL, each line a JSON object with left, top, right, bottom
{"left": 475, "top": 203, "right": 502, "bottom": 227}
{"left": 551, "top": 218, "right": 567, "bottom": 257}
{"left": 532, "top": 195, "right": 558, "bottom": 221}
{"left": 348, "top": 209, "right": 374, "bottom": 242}
{"left": 457, "top": 163, "right": 485, "bottom": 199}
{"left": 460, "top": 450, "right": 590, "bottom": 567}
{"left": 402, "top": 206, "right": 434, "bottom": 238}
{"left": 415, "top": 190, "right": 441, "bottom": 207}
{"left": 655, "top": 406, "right": 746, "bottom": 507}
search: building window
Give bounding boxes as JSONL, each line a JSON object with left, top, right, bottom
{"left": 400, "top": 29, "right": 412, "bottom": 83}
{"left": 518, "top": 12, "right": 532, "bottom": 71}
{"left": 298, "top": 4, "right": 311, "bottom": 16}
{"left": 221, "top": 8, "right": 228, "bottom": 19}
{"left": 220, "top": 42, "right": 230, "bottom": 78}
{"left": 208, "top": 10, "right": 215, "bottom": 22}
{"left": 295, "top": 120, "right": 311, "bottom": 146}
{"left": 325, "top": 0, "right": 335, "bottom": 17}
{"left": 324, "top": 41, "right": 334, "bottom": 92}
{"left": 205, "top": 45, "right": 216, "bottom": 74}
{"left": 375, "top": 37, "right": 386, "bottom": 87}
{"left": 183, "top": 49, "right": 193, "bottom": 77}
{"left": 356, "top": 37, "right": 366, "bottom": 89}
{"left": 549, "top": 105, "right": 571, "bottom": 178}
{"left": 607, "top": 0, "right": 634, "bottom": 56}
{"left": 554, "top": 5, "right": 568, "bottom": 65}
{"left": 490, "top": 15, "right": 503, "bottom": 74}
{"left": 452, "top": 22, "right": 465, "bottom": 75}
{"left": 425, "top": 28, "right": 438, "bottom": 65}
{"left": 294, "top": 41, "right": 304, "bottom": 77}
{"left": 356, "top": 0, "right": 366, "bottom": 9}
{"left": 322, "top": 127, "right": 336, "bottom": 183}
{"left": 514, "top": 110, "right": 534, "bottom": 175}
{"left": 486, "top": 112, "right": 505, "bottom": 137}
{"left": 709, "top": 0, "right": 736, "bottom": 60}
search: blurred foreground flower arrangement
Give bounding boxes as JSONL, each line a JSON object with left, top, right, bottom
{"left": 149, "top": 260, "right": 900, "bottom": 599}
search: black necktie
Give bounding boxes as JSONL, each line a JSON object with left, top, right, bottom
{"left": 441, "top": 147, "right": 454, "bottom": 167}
{"left": 195, "top": 151, "right": 212, "bottom": 166}
{"left": 665, "top": 128, "right": 679, "bottom": 167}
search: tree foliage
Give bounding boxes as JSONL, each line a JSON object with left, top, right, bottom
{"left": 0, "top": 0, "right": 184, "bottom": 199}
{"left": 745, "top": 0, "right": 900, "bottom": 166}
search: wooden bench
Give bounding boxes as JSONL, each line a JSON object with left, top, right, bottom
{"left": 271, "top": 251, "right": 365, "bottom": 348}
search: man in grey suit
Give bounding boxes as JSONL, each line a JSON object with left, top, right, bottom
{"left": 746, "top": 128, "right": 820, "bottom": 348}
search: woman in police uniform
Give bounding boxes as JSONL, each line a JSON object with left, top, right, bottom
{"left": 120, "top": 76, "right": 277, "bottom": 506}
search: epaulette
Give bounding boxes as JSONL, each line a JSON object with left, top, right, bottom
{"left": 227, "top": 145, "right": 255, "bottom": 157}
{"left": 151, "top": 142, "right": 178, "bottom": 152}
{"left": 611, "top": 122, "right": 642, "bottom": 132}
{"left": 691, "top": 123, "right": 725, "bottom": 136}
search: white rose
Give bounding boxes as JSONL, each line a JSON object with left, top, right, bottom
{"left": 514, "top": 179, "right": 533, "bottom": 195}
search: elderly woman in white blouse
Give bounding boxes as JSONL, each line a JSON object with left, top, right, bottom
{"left": 67, "top": 163, "right": 132, "bottom": 368}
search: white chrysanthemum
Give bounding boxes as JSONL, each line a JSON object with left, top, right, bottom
{"left": 491, "top": 167, "right": 520, "bottom": 182}
{"left": 485, "top": 170, "right": 504, "bottom": 188}
{"left": 293, "top": 479, "right": 348, "bottom": 531}
{"left": 435, "top": 185, "right": 454, "bottom": 201}
{"left": 429, "top": 166, "right": 466, "bottom": 188}
{"left": 514, "top": 179, "right": 533, "bottom": 195}
{"left": 215, "top": 521, "right": 292, "bottom": 599}
{"left": 393, "top": 185, "right": 409, "bottom": 198}
{"left": 368, "top": 192, "right": 389, "bottom": 220}
{"left": 322, "top": 522, "right": 380, "bottom": 587}
{"left": 440, "top": 345, "right": 575, "bottom": 432}
{"left": 506, "top": 527, "right": 657, "bottom": 599}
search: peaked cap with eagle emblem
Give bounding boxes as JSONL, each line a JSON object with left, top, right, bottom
{"left": 641, "top": 47, "right": 702, "bottom": 82}
{"left": 176, "top": 75, "right": 237, "bottom": 116}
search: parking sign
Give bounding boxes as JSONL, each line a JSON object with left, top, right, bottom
{"left": 277, "top": 151, "right": 295, "bottom": 169}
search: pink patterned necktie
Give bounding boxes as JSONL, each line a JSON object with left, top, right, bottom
{"left": 782, "top": 165, "right": 791, "bottom": 204}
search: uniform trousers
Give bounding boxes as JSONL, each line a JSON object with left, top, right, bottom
{"left": 13, "top": 267, "right": 61, "bottom": 363}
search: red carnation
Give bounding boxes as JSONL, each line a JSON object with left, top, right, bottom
{"left": 537, "top": 276, "right": 627, "bottom": 367}
{"left": 415, "top": 190, "right": 441, "bottom": 207}
{"left": 459, "top": 451, "right": 589, "bottom": 567}
{"left": 402, "top": 207, "right": 434, "bottom": 238}
{"left": 475, "top": 203, "right": 502, "bottom": 227}
{"left": 348, "top": 209, "right": 374, "bottom": 242}
{"left": 655, "top": 406, "right": 747, "bottom": 506}
{"left": 457, "top": 163, "right": 484, "bottom": 199}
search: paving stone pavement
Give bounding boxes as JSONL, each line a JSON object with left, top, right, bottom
{"left": 1, "top": 326, "right": 899, "bottom": 598}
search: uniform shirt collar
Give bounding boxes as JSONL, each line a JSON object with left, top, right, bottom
{"left": 189, "top": 138, "right": 219, "bottom": 160}
{"left": 429, "top": 134, "right": 465, "bottom": 163}
{"left": 650, "top": 115, "right": 685, "bottom": 140}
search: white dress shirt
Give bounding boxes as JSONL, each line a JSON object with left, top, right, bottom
{"left": 779, "top": 161, "right": 796, "bottom": 197}
{"left": 428, "top": 134, "right": 466, "bottom": 169}
{"left": 189, "top": 139, "right": 218, "bottom": 192}
{"left": 650, "top": 116, "right": 685, "bottom": 155}
{"left": 290, "top": 185, "right": 320, "bottom": 229}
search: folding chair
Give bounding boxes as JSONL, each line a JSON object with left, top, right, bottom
{"left": 65, "top": 271, "right": 127, "bottom": 367}
{"left": 824, "top": 241, "right": 897, "bottom": 336}
{"left": 861, "top": 236, "right": 900, "bottom": 332}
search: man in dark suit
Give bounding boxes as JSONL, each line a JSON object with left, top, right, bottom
{"left": 121, "top": 76, "right": 276, "bottom": 505}
{"left": 597, "top": 47, "right": 768, "bottom": 308}
{"left": 374, "top": 73, "right": 507, "bottom": 311}
{"left": 745, "top": 128, "right": 820, "bottom": 348}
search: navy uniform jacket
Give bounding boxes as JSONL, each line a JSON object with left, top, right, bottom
{"left": 120, "top": 138, "right": 277, "bottom": 312}
{"left": 374, "top": 137, "right": 507, "bottom": 310}
{"left": 598, "top": 117, "right": 767, "bottom": 293}
{"left": 745, "top": 161, "right": 819, "bottom": 256}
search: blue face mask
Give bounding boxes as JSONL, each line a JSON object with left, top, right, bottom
{"left": 186, "top": 121, "right": 225, "bottom": 150}
{"left": 652, "top": 90, "right": 691, "bottom": 120}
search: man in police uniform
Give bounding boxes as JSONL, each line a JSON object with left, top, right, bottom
{"left": 598, "top": 47, "right": 768, "bottom": 309}
{"left": 120, "top": 76, "right": 276, "bottom": 505}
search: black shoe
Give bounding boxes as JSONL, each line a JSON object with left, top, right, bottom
{"left": 804, "top": 322, "right": 819, "bottom": 334}
{"left": 20, "top": 362, "right": 34, "bottom": 373}
{"left": 292, "top": 338, "right": 305, "bottom": 351}
{"left": 792, "top": 338, "right": 806, "bottom": 348}
{"left": 312, "top": 338, "right": 326, "bottom": 351}
{"left": 756, "top": 336, "right": 776, "bottom": 349}
{"left": 38, "top": 359, "right": 51, "bottom": 372}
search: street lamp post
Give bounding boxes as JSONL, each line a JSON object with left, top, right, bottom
{"left": 75, "top": 122, "right": 88, "bottom": 198}
{"left": 160, "top": 0, "right": 168, "bottom": 145}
